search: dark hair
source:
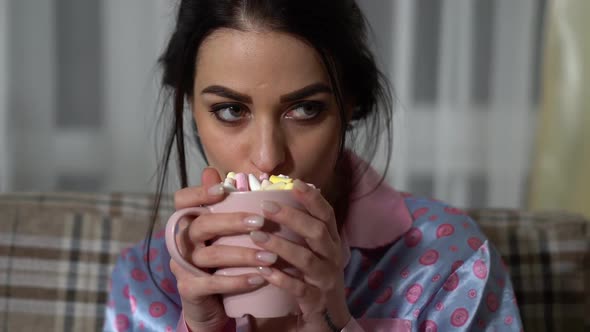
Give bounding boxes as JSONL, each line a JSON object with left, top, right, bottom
{"left": 146, "top": 0, "right": 393, "bottom": 295}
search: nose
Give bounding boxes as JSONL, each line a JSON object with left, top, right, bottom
{"left": 249, "top": 118, "right": 286, "bottom": 174}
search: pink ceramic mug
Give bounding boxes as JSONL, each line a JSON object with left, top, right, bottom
{"left": 165, "top": 190, "right": 306, "bottom": 318}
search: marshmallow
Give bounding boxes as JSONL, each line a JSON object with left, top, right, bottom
{"left": 248, "top": 173, "right": 261, "bottom": 191}
{"left": 235, "top": 173, "right": 249, "bottom": 191}
{"left": 260, "top": 179, "right": 271, "bottom": 190}
{"left": 269, "top": 175, "right": 293, "bottom": 184}
{"left": 223, "top": 177, "right": 237, "bottom": 192}
{"left": 265, "top": 182, "right": 286, "bottom": 190}
{"left": 223, "top": 172, "right": 314, "bottom": 191}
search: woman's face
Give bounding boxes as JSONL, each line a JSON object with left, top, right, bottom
{"left": 191, "top": 29, "right": 344, "bottom": 192}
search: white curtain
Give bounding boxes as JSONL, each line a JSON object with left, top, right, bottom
{"left": 0, "top": 0, "right": 545, "bottom": 209}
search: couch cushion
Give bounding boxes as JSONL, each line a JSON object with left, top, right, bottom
{"left": 468, "top": 208, "right": 590, "bottom": 332}
{"left": 0, "top": 192, "right": 173, "bottom": 331}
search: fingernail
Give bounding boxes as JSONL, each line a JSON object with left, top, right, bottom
{"left": 261, "top": 201, "right": 280, "bottom": 214}
{"left": 248, "top": 275, "right": 265, "bottom": 285}
{"left": 207, "top": 183, "right": 224, "bottom": 196}
{"left": 250, "top": 231, "right": 270, "bottom": 243}
{"left": 256, "top": 251, "right": 277, "bottom": 263}
{"left": 243, "top": 215, "right": 264, "bottom": 228}
{"left": 257, "top": 266, "right": 273, "bottom": 276}
{"left": 293, "top": 179, "right": 310, "bottom": 192}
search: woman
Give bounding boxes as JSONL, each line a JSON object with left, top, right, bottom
{"left": 104, "top": 0, "right": 522, "bottom": 331}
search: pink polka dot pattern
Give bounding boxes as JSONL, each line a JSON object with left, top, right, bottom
{"left": 390, "top": 308, "right": 398, "bottom": 318}
{"left": 450, "top": 307, "right": 469, "bottom": 327}
{"left": 412, "top": 207, "right": 429, "bottom": 219}
{"left": 154, "top": 229, "right": 165, "bottom": 239}
{"left": 404, "top": 227, "right": 423, "bottom": 247}
{"left": 143, "top": 248, "right": 159, "bottom": 262}
{"left": 419, "top": 249, "right": 439, "bottom": 265}
{"left": 504, "top": 315, "right": 513, "bottom": 325}
{"left": 436, "top": 224, "right": 454, "bottom": 238}
{"left": 130, "top": 268, "right": 147, "bottom": 282}
{"left": 405, "top": 283, "right": 423, "bottom": 304}
{"left": 419, "top": 320, "right": 438, "bottom": 332}
{"left": 375, "top": 287, "right": 392, "bottom": 304}
{"left": 115, "top": 314, "right": 130, "bottom": 332}
{"left": 486, "top": 292, "right": 499, "bottom": 312}
{"left": 451, "top": 260, "right": 464, "bottom": 272}
{"left": 149, "top": 301, "right": 167, "bottom": 318}
{"left": 400, "top": 266, "right": 410, "bottom": 279}
{"left": 368, "top": 270, "right": 385, "bottom": 290}
{"left": 160, "top": 278, "right": 177, "bottom": 294}
{"left": 468, "top": 237, "right": 484, "bottom": 250}
{"left": 473, "top": 259, "right": 488, "bottom": 279}
{"left": 443, "top": 273, "right": 459, "bottom": 291}
{"left": 468, "top": 289, "right": 477, "bottom": 299}
{"left": 478, "top": 319, "right": 486, "bottom": 328}
{"left": 122, "top": 284, "right": 130, "bottom": 298}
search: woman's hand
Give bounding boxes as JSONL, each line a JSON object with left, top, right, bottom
{"left": 251, "top": 179, "right": 352, "bottom": 331}
{"left": 170, "top": 168, "right": 274, "bottom": 332}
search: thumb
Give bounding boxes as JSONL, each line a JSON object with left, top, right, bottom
{"left": 201, "top": 167, "right": 223, "bottom": 188}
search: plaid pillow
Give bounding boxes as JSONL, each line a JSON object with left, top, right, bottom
{"left": 0, "top": 192, "right": 172, "bottom": 331}
{"left": 468, "top": 209, "right": 590, "bottom": 332}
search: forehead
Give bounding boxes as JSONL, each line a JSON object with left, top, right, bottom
{"left": 194, "top": 28, "right": 329, "bottom": 93}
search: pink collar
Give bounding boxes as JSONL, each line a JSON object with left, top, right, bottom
{"left": 339, "top": 155, "right": 413, "bottom": 266}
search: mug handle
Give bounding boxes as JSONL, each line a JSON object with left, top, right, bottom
{"left": 165, "top": 207, "right": 212, "bottom": 277}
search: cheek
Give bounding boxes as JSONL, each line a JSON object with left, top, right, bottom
{"left": 199, "top": 129, "right": 247, "bottom": 170}
{"left": 290, "top": 126, "right": 341, "bottom": 188}
{"left": 194, "top": 114, "right": 245, "bottom": 170}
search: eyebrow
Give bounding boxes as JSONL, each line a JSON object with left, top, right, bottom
{"left": 200, "top": 82, "right": 332, "bottom": 104}
{"left": 279, "top": 83, "right": 333, "bottom": 103}
{"left": 201, "top": 85, "right": 252, "bottom": 103}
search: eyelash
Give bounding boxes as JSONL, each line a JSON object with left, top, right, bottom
{"left": 209, "top": 101, "right": 328, "bottom": 125}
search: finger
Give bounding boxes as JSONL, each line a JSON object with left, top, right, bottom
{"left": 188, "top": 212, "right": 264, "bottom": 242}
{"left": 250, "top": 231, "right": 331, "bottom": 288}
{"left": 260, "top": 202, "right": 337, "bottom": 259}
{"left": 176, "top": 216, "right": 200, "bottom": 261}
{"left": 191, "top": 244, "right": 278, "bottom": 268}
{"left": 174, "top": 167, "right": 224, "bottom": 209}
{"left": 170, "top": 260, "right": 266, "bottom": 298}
{"left": 292, "top": 179, "right": 339, "bottom": 239}
{"left": 201, "top": 167, "right": 222, "bottom": 187}
{"left": 257, "top": 267, "right": 323, "bottom": 317}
